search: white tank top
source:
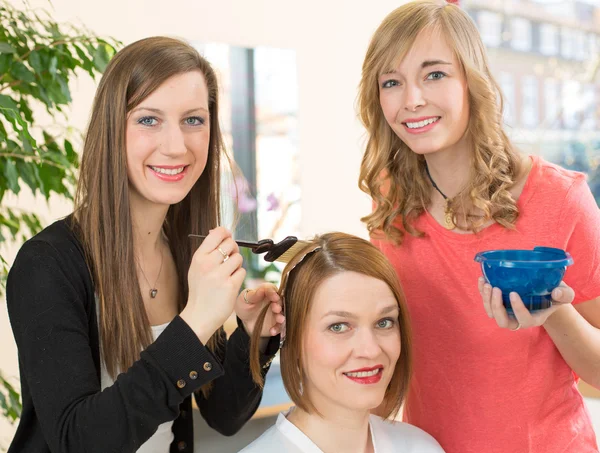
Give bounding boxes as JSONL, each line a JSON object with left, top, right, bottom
{"left": 99, "top": 320, "right": 174, "bottom": 453}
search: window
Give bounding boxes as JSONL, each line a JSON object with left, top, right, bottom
{"left": 588, "top": 33, "right": 598, "bottom": 59}
{"left": 254, "top": 47, "right": 300, "bottom": 241}
{"left": 511, "top": 18, "right": 532, "bottom": 52}
{"left": 477, "top": 11, "right": 503, "bottom": 47}
{"left": 574, "top": 30, "right": 588, "bottom": 61}
{"left": 539, "top": 24, "right": 559, "bottom": 56}
{"left": 582, "top": 85, "right": 596, "bottom": 130}
{"left": 498, "top": 72, "right": 516, "bottom": 127}
{"left": 562, "top": 80, "right": 582, "bottom": 129}
{"left": 193, "top": 43, "right": 300, "bottom": 241}
{"left": 561, "top": 27, "right": 574, "bottom": 59}
{"left": 521, "top": 76, "right": 539, "bottom": 128}
{"left": 543, "top": 78, "right": 561, "bottom": 128}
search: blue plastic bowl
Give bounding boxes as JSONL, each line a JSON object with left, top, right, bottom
{"left": 474, "top": 247, "right": 573, "bottom": 314}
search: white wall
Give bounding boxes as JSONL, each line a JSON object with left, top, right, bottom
{"left": 0, "top": 0, "right": 409, "bottom": 444}
{"left": 15, "top": 0, "right": 407, "bottom": 236}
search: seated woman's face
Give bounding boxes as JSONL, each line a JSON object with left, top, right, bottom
{"left": 301, "top": 271, "right": 401, "bottom": 414}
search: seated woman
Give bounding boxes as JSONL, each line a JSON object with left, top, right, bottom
{"left": 241, "top": 233, "right": 445, "bottom": 453}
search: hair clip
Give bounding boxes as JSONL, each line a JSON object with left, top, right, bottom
{"left": 188, "top": 234, "right": 309, "bottom": 263}
{"left": 278, "top": 243, "right": 322, "bottom": 348}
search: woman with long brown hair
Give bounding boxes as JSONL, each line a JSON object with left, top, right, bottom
{"left": 241, "top": 233, "right": 445, "bottom": 453}
{"left": 358, "top": 1, "right": 600, "bottom": 452}
{"left": 6, "top": 36, "right": 282, "bottom": 453}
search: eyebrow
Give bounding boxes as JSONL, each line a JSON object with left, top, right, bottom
{"left": 131, "top": 106, "right": 209, "bottom": 115}
{"left": 381, "top": 59, "right": 452, "bottom": 76}
{"left": 322, "top": 305, "right": 399, "bottom": 320}
{"left": 421, "top": 59, "right": 452, "bottom": 68}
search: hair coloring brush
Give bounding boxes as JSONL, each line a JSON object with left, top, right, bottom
{"left": 188, "top": 234, "right": 310, "bottom": 263}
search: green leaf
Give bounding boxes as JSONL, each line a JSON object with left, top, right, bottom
{"left": 19, "top": 130, "right": 35, "bottom": 154}
{"left": 72, "top": 43, "right": 94, "bottom": 75}
{"left": 0, "top": 53, "right": 12, "bottom": 74}
{"left": 3, "top": 158, "right": 20, "bottom": 194}
{"left": 0, "top": 391, "right": 7, "bottom": 414}
{"left": 38, "top": 163, "right": 67, "bottom": 199}
{"left": 16, "top": 160, "right": 38, "bottom": 195}
{"left": 0, "top": 42, "right": 16, "bottom": 54}
{"left": 0, "top": 94, "right": 20, "bottom": 117}
{"left": 93, "top": 44, "right": 110, "bottom": 71}
{"left": 11, "top": 61, "right": 35, "bottom": 83}
{"left": 28, "top": 50, "right": 42, "bottom": 74}
{"left": 64, "top": 139, "right": 78, "bottom": 165}
{"left": 18, "top": 98, "right": 33, "bottom": 123}
{"left": 56, "top": 75, "right": 71, "bottom": 103}
{"left": 49, "top": 55, "right": 58, "bottom": 77}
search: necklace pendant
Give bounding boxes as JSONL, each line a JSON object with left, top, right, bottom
{"left": 444, "top": 201, "right": 456, "bottom": 230}
{"left": 150, "top": 288, "right": 158, "bottom": 298}
{"left": 444, "top": 212, "right": 456, "bottom": 230}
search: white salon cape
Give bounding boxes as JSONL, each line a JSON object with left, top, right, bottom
{"left": 239, "top": 410, "right": 446, "bottom": 453}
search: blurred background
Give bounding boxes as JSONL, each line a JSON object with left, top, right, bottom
{"left": 1, "top": 0, "right": 600, "bottom": 451}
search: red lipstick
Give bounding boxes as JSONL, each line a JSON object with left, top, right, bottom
{"left": 343, "top": 365, "right": 384, "bottom": 385}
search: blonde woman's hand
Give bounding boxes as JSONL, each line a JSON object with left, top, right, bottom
{"left": 180, "top": 227, "right": 246, "bottom": 344}
{"left": 235, "top": 283, "right": 284, "bottom": 338}
{"left": 478, "top": 278, "right": 575, "bottom": 330}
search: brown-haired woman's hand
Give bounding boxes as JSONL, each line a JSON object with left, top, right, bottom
{"left": 478, "top": 278, "right": 575, "bottom": 330}
{"left": 180, "top": 227, "right": 246, "bottom": 344}
{"left": 235, "top": 283, "right": 284, "bottom": 337}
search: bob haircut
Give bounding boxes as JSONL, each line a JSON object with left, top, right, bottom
{"left": 249, "top": 232, "right": 412, "bottom": 419}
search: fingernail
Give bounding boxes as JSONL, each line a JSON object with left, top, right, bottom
{"left": 554, "top": 289, "right": 562, "bottom": 298}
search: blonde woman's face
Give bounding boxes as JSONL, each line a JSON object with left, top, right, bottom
{"left": 301, "top": 271, "right": 401, "bottom": 416}
{"left": 125, "top": 70, "right": 210, "bottom": 208}
{"left": 378, "top": 27, "right": 470, "bottom": 156}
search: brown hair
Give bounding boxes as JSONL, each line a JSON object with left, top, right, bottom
{"left": 249, "top": 233, "right": 412, "bottom": 419}
{"left": 358, "top": 0, "right": 522, "bottom": 243}
{"left": 73, "top": 36, "right": 228, "bottom": 394}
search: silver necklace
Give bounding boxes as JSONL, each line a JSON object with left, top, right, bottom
{"left": 137, "top": 247, "right": 164, "bottom": 299}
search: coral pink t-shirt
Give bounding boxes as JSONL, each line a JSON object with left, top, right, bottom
{"left": 372, "top": 156, "right": 600, "bottom": 453}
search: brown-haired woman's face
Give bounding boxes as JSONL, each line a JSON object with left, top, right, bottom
{"left": 125, "top": 70, "right": 210, "bottom": 207}
{"left": 301, "top": 271, "right": 401, "bottom": 414}
{"left": 378, "top": 27, "right": 469, "bottom": 157}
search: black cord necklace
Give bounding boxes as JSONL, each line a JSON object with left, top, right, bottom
{"left": 425, "top": 164, "right": 448, "bottom": 200}
{"left": 425, "top": 164, "right": 456, "bottom": 230}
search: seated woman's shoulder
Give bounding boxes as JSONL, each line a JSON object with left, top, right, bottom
{"left": 371, "top": 416, "right": 446, "bottom": 452}
{"left": 238, "top": 423, "right": 301, "bottom": 453}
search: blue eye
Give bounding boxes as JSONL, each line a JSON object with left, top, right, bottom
{"left": 185, "top": 116, "right": 205, "bottom": 126}
{"left": 138, "top": 116, "right": 158, "bottom": 126}
{"left": 329, "top": 323, "right": 349, "bottom": 333}
{"left": 426, "top": 71, "right": 446, "bottom": 81}
{"left": 381, "top": 79, "right": 399, "bottom": 89}
{"left": 377, "top": 318, "right": 395, "bottom": 329}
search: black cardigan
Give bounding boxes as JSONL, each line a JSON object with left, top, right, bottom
{"left": 6, "top": 218, "right": 278, "bottom": 453}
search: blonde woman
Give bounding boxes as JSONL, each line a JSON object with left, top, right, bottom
{"left": 358, "top": 1, "right": 600, "bottom": 452}
{"left": 241, "top": 233, "right": 445, "bottom": 453}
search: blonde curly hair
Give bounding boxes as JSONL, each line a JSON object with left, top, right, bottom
{"left": 358, "top": 0, "right": 522, "bottom": 244}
